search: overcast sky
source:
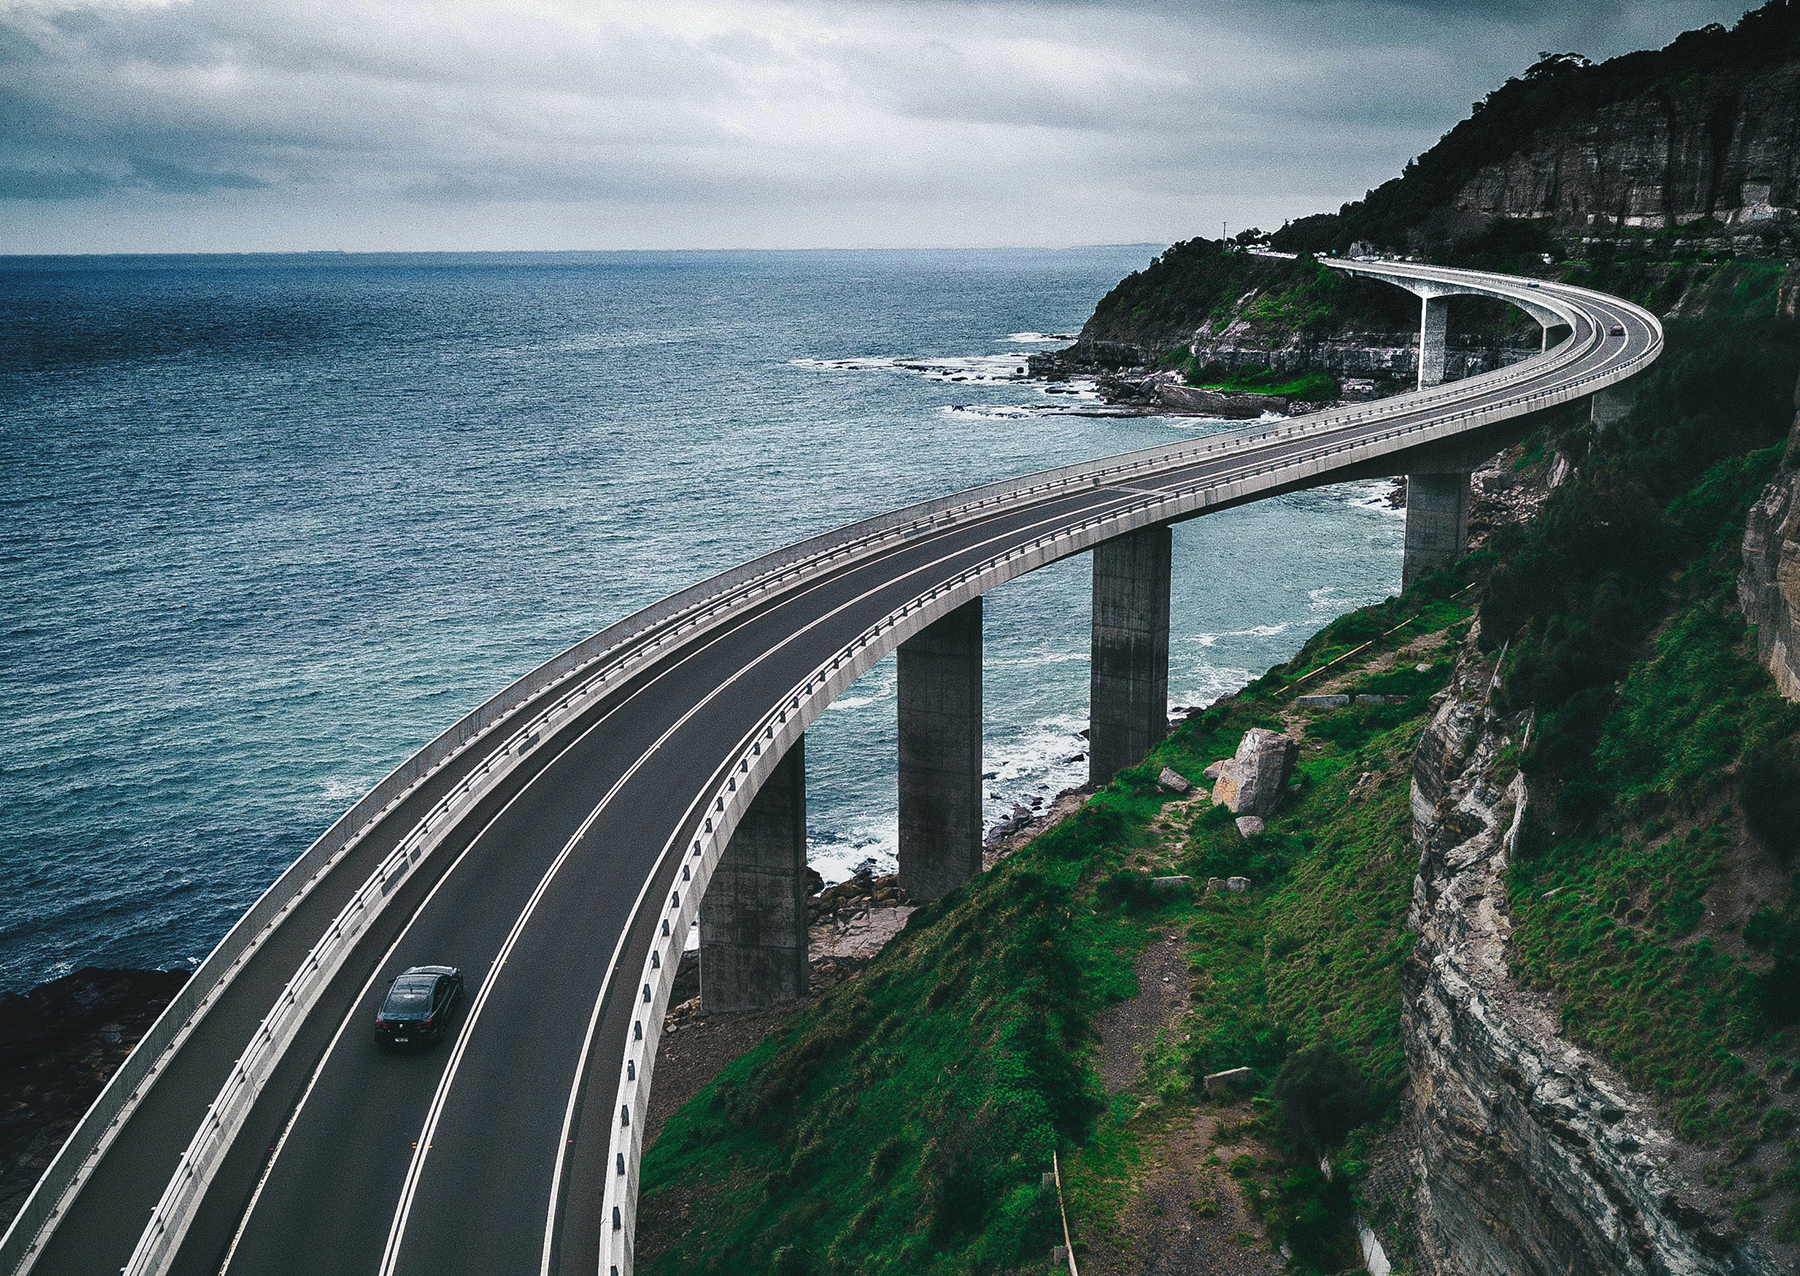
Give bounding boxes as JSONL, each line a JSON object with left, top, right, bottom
{"left": 0, "top": 0, "right": 1755, "bottom": 253}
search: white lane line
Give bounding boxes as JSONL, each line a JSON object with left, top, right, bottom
{"left": 380, "top": 484, "right": 1150, "bottom": 1276}
{"left": 229, "top": 485, "right": 1055, "bottom": 1272}
{"left": 219, "top": 834, "right": 483, "bottom": 1274}
{"left": 219, "top": 674, "right": 666, "bottom": 1274}
{"left": 390, "top": 283, "right": 1651, "bottom": 1275}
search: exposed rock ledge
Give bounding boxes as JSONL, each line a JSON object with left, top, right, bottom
{"left": 1405, "top": 630, "right": 1780, "bottom": 1276}
{"left": 1740, "top": 371, "right": 1800, "bottom": 701}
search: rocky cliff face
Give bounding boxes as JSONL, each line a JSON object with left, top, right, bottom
{"left": 1185, "top": 326, "right": 1538, "bottom": 385}
{"left": 1450, "top": 54, "right": 1800, "bottom": 242}
{"left": 1740, "top": 372, "right": 1800, "bottom": 700}
{"left": 1403, "top": 633, "right": 1782, "bottom": 1276}
{"left": 1034, "top": 328, "right": 1537, "bottom": 384}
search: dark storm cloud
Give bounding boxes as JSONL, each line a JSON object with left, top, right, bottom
{"left": 0, "top": 0, "right": 1758, "bottom": 250}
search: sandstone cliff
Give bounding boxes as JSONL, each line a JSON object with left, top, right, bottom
{"left": 1274, "top": 4, "right": 1800, "bottom": 260}
{"left": 1448, "top": 56, "right": 1800, "bottom": 240}
{"left": 1740, "top": 371, "right": 1800, "bottom": 700}
{"left": 1404, "top": 633, "right": 1783, "bottom": 1276}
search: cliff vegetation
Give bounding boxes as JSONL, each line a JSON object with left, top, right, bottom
{"left": 636, "top": 590, "right": 1475, "bottom": 1276}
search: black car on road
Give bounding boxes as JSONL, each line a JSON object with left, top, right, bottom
{"left": 375, "top": 966, "right": 464, "bottom": 1047}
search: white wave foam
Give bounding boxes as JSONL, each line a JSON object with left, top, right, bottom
{"left": 321, "top": 778, "right": 366, "bottom": 804}
{"left": 1175, "top": 664, "right": 1256, "bottom": 706}
{"left": 791, "top": 353, "right": 1032, "bottom": 384}
{"left": 1345, "top": 478, "right": 1407, "bottom": 516}
{"left": 1001, "top": 332, "right": 1076, "bottom": 343}
{"left": 808, "top": 818, "right": 899, "bottom": 886}
{"left": 826, "top": 693, "right": 883, "bottom": 712}
{"left": 1193, "top": 622, "right": 1289, "bottom": 648}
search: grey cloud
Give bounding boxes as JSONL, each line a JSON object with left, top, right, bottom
{"left": 0, "top": 0, "right": 1759, "bottom": 249}
{"left": 0, "top": 167, "right": 117, "bottom": 199}
{"left": 0, "top": 157, "right": 265, "bottom": 201}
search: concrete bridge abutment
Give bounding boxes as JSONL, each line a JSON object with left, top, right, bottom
{"left": 1090, "top": 524, "right": 1172, "bottom": 786}
{"left": 1418, "top": 294, "right": 1450, "bottom": 389}
{"left": 897, "top": 598, "right": 983, "bottom": 902}
{"left": 699, "top": 734, "right": 809, "bottom": 1012}
{"left": 1591, "top": 380, "right": 1634, "bottom": 428}
{"left": 1402, "top": 471, "right": 1472, "bottom": 587}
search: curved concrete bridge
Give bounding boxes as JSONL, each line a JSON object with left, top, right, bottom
{"left": 1, "top": 261, "right": 1660, "bottom": 1276}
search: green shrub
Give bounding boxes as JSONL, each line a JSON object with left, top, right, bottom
{"left": 1742, "top": 745, "right": 1800, "bottom": 865}
{"left": 1272, "top": 1042, "right": 1374, "bottom": 1150}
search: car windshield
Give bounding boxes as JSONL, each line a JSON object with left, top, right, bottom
{"left": 383, "top": 978, "right": 435, "bottom": 1013}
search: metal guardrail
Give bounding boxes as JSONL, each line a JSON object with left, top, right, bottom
{"left": 2, "top": 263, "right": 1660, "bottom": 1276}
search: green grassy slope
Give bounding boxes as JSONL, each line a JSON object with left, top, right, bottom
{"left": 1074, "top": 237, "right": 1417, "bottom": 358}
{"left": 1468, "top": 263, "right": 1800, "bottom": 1235}
{"left": 636, "top": 590, "right": 1472, "bottom": 1276}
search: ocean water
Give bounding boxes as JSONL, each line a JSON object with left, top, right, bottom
{"left": 0, "top": 248, "right": 1403, "bottom": 995}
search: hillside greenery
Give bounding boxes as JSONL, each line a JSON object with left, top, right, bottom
{"left": 1468, "top": 261, "right": 1800, "bottom": 1232}
{"left": 636, "top": 589, "right": 1473, "bottom": 1276}
{"left": 1076, "top": 237, "right": 1417, "bottom": 357}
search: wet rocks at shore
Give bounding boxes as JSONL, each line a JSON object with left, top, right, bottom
{"left": 1, "top": 967, "right": 191, "bottom": 1232}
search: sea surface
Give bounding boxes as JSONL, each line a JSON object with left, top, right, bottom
{"left": 0, "top": 248, "right": 1403, "bottom": 994}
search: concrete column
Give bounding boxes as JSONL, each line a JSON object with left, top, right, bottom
{"left": 1403, "top": 472, "right": 1472, "bottom": 588}
{"left": 1090, "top": 525, "right": 1172, "bottom": 786}
{"left": 1591, "top": 381, "right": 1633, "bottom": 429}
{"left": 1418, "top": 294, "right": 1449, "bottom": 389}
{"left": 898, "top": 598, "right": 982, "bottom": 902}
{"left": 700, "top": 735, "right": 808, "bottom": 1012}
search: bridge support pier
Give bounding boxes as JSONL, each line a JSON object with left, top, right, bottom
{"left": 1591, "top": 381, "right": 1633, "bottom": 429}
{"left": 1418, "top": 295, "right": 1449, "bottom": 389}
{"left": 1090, "top": 525, "right": 1171, "bottom": 786}
{"left": 700, "top": 735, "right": 809, "bottom": 1012}
{"left": 898, "top": 598, "right": 983, "bottom": 902}
{"left": 1402, "top": 471, "right": 1472, "bottom": 588}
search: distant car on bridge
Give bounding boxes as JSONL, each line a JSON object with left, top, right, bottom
{"left": 375, "top": 966, "right": 463, "bottom": 1047}
{"left": 1609, "top": 324, "right": 1626, "bottom": 336}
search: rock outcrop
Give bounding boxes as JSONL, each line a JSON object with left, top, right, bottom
{"left": 1186, "top": 328, "right": 1537, "bottom": 386}
{"left": 1404, "top": 630, "right": 1781, "bottom": 1276}
{"left": 1448, "top": 56, "right": 1800, "bottom": 244}
{"left": 1152, "top": 382, "right": 1288, "bottom": 418}
{"left": 1210, "top": 729, "right": 1297, "bottom": 817}
{"left": 1031, "top": 331, "right": 1537, "bottom": 388}
{"left": 1740, "top": 371, "right": 1800, "bottom": 700}
{"left": 1, "top": 968, "right": 191, "bottom": 1234}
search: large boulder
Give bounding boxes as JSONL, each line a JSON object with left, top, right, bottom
{"left": 1210, "top": 728, "right": 1298, "bottom": 817}
{"left": 1155, "top": 382, "right": 1288, "bottom": 418}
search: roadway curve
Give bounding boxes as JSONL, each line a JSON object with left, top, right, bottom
{"left": 3, "top": 262, "right": 1660, "bottom": 1276}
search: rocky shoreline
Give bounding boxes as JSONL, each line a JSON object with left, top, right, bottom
{"left": 0, "top": 967, "right": 190, "bottom": 1232}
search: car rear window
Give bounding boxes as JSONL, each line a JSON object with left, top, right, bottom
{"left": 384, "top": 978, "right": 435, "bottom": 1010}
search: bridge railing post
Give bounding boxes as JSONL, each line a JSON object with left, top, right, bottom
{"left": 897, "top": 598, "right": 983, "bottom": 902}
{"left": 699, "top": 735, "right": 809, "bottom": 1011}
{"left": 1089, "top": 525, "right": 1172, "bottom": 785}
